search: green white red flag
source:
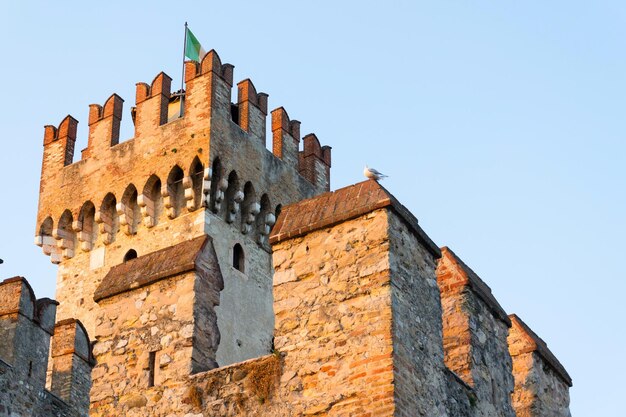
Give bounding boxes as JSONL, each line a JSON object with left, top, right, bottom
{"left": 184, "top": 27, "right": 206, "bottom": 62}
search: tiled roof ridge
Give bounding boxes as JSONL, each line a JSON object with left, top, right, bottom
{"left": 94, "top": 235, "right": 209, "bottom": 302}
{"left": 269, "top": 180, "right": 440, "bottom": 258}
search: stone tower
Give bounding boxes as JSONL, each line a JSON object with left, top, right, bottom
{"left": 21, "top": 46, "right": 573, "bottom": 417}
{"left": 34, "top": 49, "right": 331, "bottom": 369}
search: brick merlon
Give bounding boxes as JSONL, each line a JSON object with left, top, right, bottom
{"left": 269, "top": 179, "right": 441, "bottom": 258}
{"left": 509, "top": 313, "right": 573, "bottom": 387}
{"left": 439, "top": 247, "right": 511, "bottom": 327}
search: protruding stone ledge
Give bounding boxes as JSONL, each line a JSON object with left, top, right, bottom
{"left": 269, "top": 180, "right": 440, "bottom": 258}
{"left": 94, "top": 236, "right": 209, "bottom": 302}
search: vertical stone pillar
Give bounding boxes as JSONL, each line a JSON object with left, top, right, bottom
{"left": 51, "top": 319, "right": 94, "bottom": 413}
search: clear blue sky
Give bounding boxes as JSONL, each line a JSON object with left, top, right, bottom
{"left": 1, "top": 2, "right": 624, "bottom": 415}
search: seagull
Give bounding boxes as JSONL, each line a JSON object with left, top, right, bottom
{"left": 364, "top": 165, "right": 388, "bottom": 181}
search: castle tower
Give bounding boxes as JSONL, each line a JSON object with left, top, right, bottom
{"left": 35, "top": 49, "right": 331, "bottom": 369}
{"left": 31, "top": 45, "right": 573, "bottom": 417}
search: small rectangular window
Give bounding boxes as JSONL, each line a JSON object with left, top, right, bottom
{"left": 148, "top": 351, "right": 156, "bottom": 387}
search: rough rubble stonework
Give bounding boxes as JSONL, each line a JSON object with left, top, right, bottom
{"left": 0, "top": 48, "right": 572, "bottom": 416}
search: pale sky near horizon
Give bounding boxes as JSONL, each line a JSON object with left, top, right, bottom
{"left": 1, "top": 2, "right": 625, "bottom": 415}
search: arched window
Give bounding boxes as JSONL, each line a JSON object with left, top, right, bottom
{"left": 141, "top": 175, "right": 162, "bottom": 227}
{"left": 233, "top": 243, "right": 244, "bottom": 273}
{"left": 124, "top": 249, "right": 138, "bottom": 262}
{"left": 166, "top": 165, "right": 185, "bottom": 218}
{"left": 189, "top": 157, "right": 204, "bottom": 210}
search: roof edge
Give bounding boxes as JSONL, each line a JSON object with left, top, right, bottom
{"left": 270, "top": 180, "right": 440, "bottom": 258}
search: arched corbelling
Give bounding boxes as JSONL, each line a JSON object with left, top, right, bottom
{"left": 225, "top": 171, "right": 243, "bottom": 223}
{"left": 36, "top": 217, "right": 59, "bottom": 260}
{"left": 241, "top": 181, "right": 259, "bottom": 234}
{"left": 257, "top": 194, "right": 274, "bottom": 245}
{"left": 78, "top": 201, "right": 96, "bottom": 251}
{"left": 210, "top": 157, "right": 227, "bottom": 213}
{"left": 166, "top": 165, "right": 185, "bottom": 218}
{"left": 120, "top": 184, "right": 140, "bottom": 235}
{"left": 97, "top": 193, "right": 119, "bottom": 245}
{"left": 55, "top": 209, "right": 76, "bottom": 260}
{"left": 188, "top": 157, "right": 204, "bottom": 211}
{"left": 140, "top": 175, "right": 162, "bottom": 228}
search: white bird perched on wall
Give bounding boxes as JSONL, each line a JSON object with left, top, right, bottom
{"left": 364, "top": 165, "right": 388, "bottom": 181}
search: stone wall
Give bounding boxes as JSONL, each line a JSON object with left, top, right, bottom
{"left": 508, "top": 314, "right": 572, "bottom": 417}
{"left": 387, "top": 210, "right": 451, "bottom": 416}
{"left": 16, "top": 174, "right": 575, "bottom": 415}
{"left": 271, "top": 209, "right": 397, "bottom": 416}
{"left": 89, "top": 237, "right": 224, "bottom": 415}
{"left": 206, "top": 213, "right": 275, "bottom": 367}
{"left": 91, "top": 272, "right": 200, "bottom": 415}
{"left": 437, "top": 247, "right": 516, "bottom": 417}
{"left": 0, "top": 277, "right": 93, "bottom": 417}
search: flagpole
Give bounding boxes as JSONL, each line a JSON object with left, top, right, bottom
{"left": 180, "top": 22, "right": 188, "bottom": 117}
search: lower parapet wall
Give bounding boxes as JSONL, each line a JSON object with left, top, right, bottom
{"left": 0, "top": 277, "right": 94, "bottom": 417}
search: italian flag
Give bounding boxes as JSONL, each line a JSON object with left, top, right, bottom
{"left": 185, "top": 27, "right": 206, "bottom": 62}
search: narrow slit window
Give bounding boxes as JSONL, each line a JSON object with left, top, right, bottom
{"left": 148, "top": 351, "right": 156, "bottom": 387}
{"left": 233, "top": 243, "right": 244, "bottom": 273}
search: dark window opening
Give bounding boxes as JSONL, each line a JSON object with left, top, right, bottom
{"left": 230, "top": 103, "right": 240, "bottom": 125}
{"left": 28, "top": 361, "right": 32, "bottom": 378}
{"left": 233, "top": 243, "right": 244, "bottom": 273}
{"left": 148, "top": 351, "right": 156, "bottom": 387}
{"left": 124, "top": 249, "right": 138, "bottom": 262}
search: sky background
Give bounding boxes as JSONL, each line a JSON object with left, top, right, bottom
{"left": 0, "top": 1, "right": 624, "bottom": 415}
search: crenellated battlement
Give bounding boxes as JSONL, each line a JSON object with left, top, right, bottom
{"left": 42, "top": 115, "right": 78, "bottom": 167}
{"left": 0, "top": 277, "right": 94, "bottom": 416}
{"left": 300, "top": 133, "right": 332, "bottom": 191}
{"left": 184, "top": 49, "right": 234, "bottom": 84}
{"left": 37, "top": 48, "right": 331, "bottom": 266}
{"left": 82, "top": 94, "right": 124, "bottom": 159}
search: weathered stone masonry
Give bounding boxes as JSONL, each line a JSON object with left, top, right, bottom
{"left": 0, "top": 277, "right": 94, "bottom": 417}
{"left": 35, "top": 49, "right": 331, "bottom": 368}
{"left": 1, "top": 45, "right": 573, "bottom": 416}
